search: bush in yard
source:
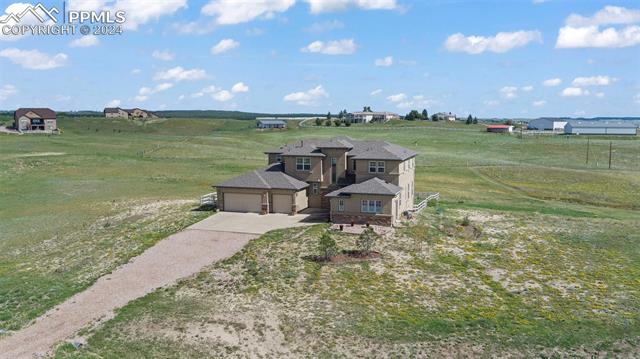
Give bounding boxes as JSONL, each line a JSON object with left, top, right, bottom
{"left": 461, "top": 215, "right": 471, "bottom": 226}
{"left": 356, "top": 227, "right": 380, "bottom": 255}
{"left": 318, "top": 231, "right": 338, "bottom": 260}
{"left": 315, "top": 118, "right": 322, "bottom": 126}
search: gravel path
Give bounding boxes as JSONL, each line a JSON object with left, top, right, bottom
{"left": 0, "top": 228, "right": 255, "bottom": 358}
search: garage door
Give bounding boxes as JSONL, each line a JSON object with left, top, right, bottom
{"left": 272, "top": 194, "right": 292, "bottom": 214}
{"left": 223, "top": 193, "right": 261, "bottom": 213}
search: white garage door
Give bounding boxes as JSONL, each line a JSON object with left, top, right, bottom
{"left": 272, "top": 194, "right": 292, "bottom": 214}
{"left": 224, "top": 193, "right": 261, "bottom": 213}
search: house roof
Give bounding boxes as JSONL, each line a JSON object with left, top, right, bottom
{"left": 487, "top": 125, "right": 512, "bottom": 129}
{"left": 326, "top": 177, "right": 402, "bottom": 197}
{"left": 14, "top": 108, "right": 56, "bottom": 119}
{"left": 566, "top": 120, "right": 637, "bottom": 128}
{"left": 216, "top": 163, "right": 309, "bottom": 190}
{"left": 103, "top": 107, "right": 124, "bottom": 113}
{"left": 258, "top": 120, "right": 286, "bottom": 125}
{"left": 264, "top": 136, "right": 417, "bottom": 161}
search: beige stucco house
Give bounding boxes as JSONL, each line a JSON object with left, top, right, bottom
{"left": 103, "top": 107, "right": 157, "bottom": 119}
{"left": 216, "top": 136, "right": 417, "bottom": 226}
{"left": 14, "top": 108, "right": 57, "bottom": 133}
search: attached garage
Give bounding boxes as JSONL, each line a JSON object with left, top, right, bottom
{"left": 216, "top": 163, "right": 309, "bottom": 215}
{"left": 223, "top": 193, "right": 262, "bottom": 213}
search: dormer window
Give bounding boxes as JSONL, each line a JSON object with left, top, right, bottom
{"left": 296, "top": 157, "right": 311, "bottom": 171}
{"left": 368, "top": 161, "right": 385, "bottom": 173}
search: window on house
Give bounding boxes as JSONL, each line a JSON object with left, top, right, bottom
{"left": 312, "top": 183, "right": 319, "bottom": 194}
{"left": 368, "top": 161, "right": 385, "bottom": 173}
{"left": 296, "top": 157, "right": 310, "bottom": 171}
{"left": 275, "top": 155, "right": 282, "bottom": 162}
{"left": 361, "top": 200, "right": 383, "bottom": 213}
{"left": 338, "top": 199, "right": 344, "bottom": 212}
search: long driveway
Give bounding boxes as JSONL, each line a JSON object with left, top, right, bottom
{"left": 0, "top": 211, "right": 324, "bottom": 358}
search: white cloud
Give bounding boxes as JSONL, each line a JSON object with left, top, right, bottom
{"left": 305, "top": 0, "right": 397, "bottom": 14}
{"left": 595, "top": 92, "right": 605, "bottom": 98}
{"left": 0, "top": 48, "right": 68, "bottom": 70}
{"left": 301, "top": 39, "right": 356, "bottom": 55}
{"left": 374, "top": 56, "right": 393, "bottom": 66}
{"left": 542, "top": 78, "right": 562, "bottom": 86}
{"left": 153, "top": 66, "right": 207, "bottom": 81}
{"left": 565, "top": 6, "right": 640, "bottom": 27}
{"left": 532, "top": 100, "right": 546, "bottom": 107}
{"left": 212, "top": 89, "right": 233, "bottom": 102}
{"left": 521, "top": 85, "right": 534, "bottom": 92}
{"left": 152, "top": 50, "right": 175, "bottom": 61}
{"left": 500, "top": 86, "right": 518, "bottom": 99}
{"left": 135, "top": 82, "right": 173, "bottom": 102}
{"left": 283, "top": 85, "right": 329, "bottom": 105}
{"left": 305, "top": 19, "right": 344, "bottom": 33}
{"left": 68, "top": 0, "right": 187, "bottom": 31}
{"left": 245, "top": 27, "right": 265, "bottom": 36}
{"left": 178, "top": 94, "right": 185, "bottom": 101}
{"left": 556, "top": 25, "right": 640, "bottom": 48}
{"left": 561, "top": 87, "right": 590, "bottom": 97}
{"left": 131, "top": 68, "right": 141, "bottom": 75}
{"left": 571, "top": 75, "right": 616, "bottom": 86}
{"left": 0, "top": 84, "right": 17, "bottom": 100}
{"left": 0, "top": 2, "right": 56, "bottom": 41}
{"left": 370, "top": 89, "right": 382, "bottom": 96}
{"left": 211, "top": 38, "right": 240, "bottom": 54}
{"left": 69, "top": 35, "right": 100, "bottom": 48}
{"left": 231, "top": 82, "right": 249, "bottom": 93}
{"left": 106, "top": 99, "right": 121, "bottom": 107}
{"left": 444, "top": 30, "right": 542, "bottom": 54}
{"left": 201, "top": 0, "right": 295, "bottom": 25}
{"left": 556, "top": 6, "right": 640, "bottom": 48}
{"left": 386, "top": 93, "right": 407, "bottom": 102}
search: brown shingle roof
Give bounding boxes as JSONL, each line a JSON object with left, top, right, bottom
{"left": 14, "top": 108, "right": 56, "bottom": 120}
{"left": 326, "top": 178, "right": 402, "bottom": 197}
{"left": 216, "top": 163, "right": 309, "bottom": 190}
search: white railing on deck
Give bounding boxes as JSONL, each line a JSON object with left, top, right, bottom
{"left": 200, "top": 192, "right": 217, "bottom": 207}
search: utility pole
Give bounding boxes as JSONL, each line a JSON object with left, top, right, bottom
{"left": 586, "top": 137, "right": 590, "bottom": 164}
{"left": 608, "top": 141, "right": 613, "bottom": 169}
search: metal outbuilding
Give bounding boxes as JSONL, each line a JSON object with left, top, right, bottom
{"left": 564, "top": 120, "right": 637, "bottom": 135}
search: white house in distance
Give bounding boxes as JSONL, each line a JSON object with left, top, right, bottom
{"left": 527, "top": 118, "right": 567, "bottom": 132}
{"left": 434, "top": 112, "right": 456, "bottom": 121}
{"left": 347, "top": 110, "right": 399, "bottom": 124}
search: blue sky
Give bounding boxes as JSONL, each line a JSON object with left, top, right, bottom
{"left": 0, "top": 0, "right": 639, "bottom": 118}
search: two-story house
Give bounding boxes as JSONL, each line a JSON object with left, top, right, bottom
{"left": 216, "top": 136, "right": 417, "bottom": 226}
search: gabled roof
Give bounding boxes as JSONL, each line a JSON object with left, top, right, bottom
{"left": 264, "top": 136, "right": 417, "bottom": 161}
{"left": 103, "top": 107, "right": 126, "bottom": 113}
{"left": 14, "top": 108, "right": 56, "bottom": 119}
{"left": 326, "top": 177, "right": 402, "bottom": 197}
{"left": 216, "top": 163, "right": 309, "bottom": 190}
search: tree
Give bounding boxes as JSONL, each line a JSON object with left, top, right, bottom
{"left": 356, "top": 227, "right": 380, "bottom": 255}
{"left": 324, "top": 119, "right": 332, "bottom": 126}
{"left": 345, "top": 121, "right": 352, "bottom": 127}
{"left": 363, "top": 106, "right": 372, "bottom": 112}
{"left": 505, "top": 119, "right": 514, "bottom": 126}
{"left": 315, "top": 118, "right": 323, "bottom": 126}
{"left": 405, "top": 110, "right": 420, "bottom": 121}
{"left": 431, "top": 114, "right": 439, "bottom": 121}
{"left": 327, "top": 111, "right": 332, "bottom": 120}
{"left": 421, "top": 109, "right": 428, "bottom": 120}
{"left": 338, "top": 110, "right": 344, "bottom": 119}
{"left": 466, "top": 114, "right": 473, "bottom": 125}
{"left": 473, "top": 117, "right": 478, "bottom": 124}
{"left": 318, "top": 231, "right": 338, "bottom": 260}
{"left": 333, "top": 119, "right": 341, "bottom": 126}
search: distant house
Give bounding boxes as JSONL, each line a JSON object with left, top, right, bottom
{"left": 565, "top": 120, "right": 637, "bottom": 135}
{"left": 257, "top": 119, "right": 286, "bottom": 129}
{"left": 527, "top": 118, "right": 567, "bottom": 132}
{"left": 14, "top": 108, "right": 57, "bottom": 133}
{"left": 434, "top": 112, "right": 456, "bottom": 121}
{"left": 347, "top": 111, "right": 399, "bottom": 124}
{"left": 486, "top": 125, "right": 514, "bottom": 133}
{"left": 103, "top": 107, "right": 157, "bottom": 119}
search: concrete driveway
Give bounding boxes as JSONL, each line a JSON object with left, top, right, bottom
{"left": 0, "top": 210, "right": 326, "bottom": 358}
{"left": 190, "top": 210, "right": 327, "bottom": 234}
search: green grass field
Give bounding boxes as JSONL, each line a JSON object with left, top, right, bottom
{"left": 1, "top": 116, "right": 638, "bottom": 357}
